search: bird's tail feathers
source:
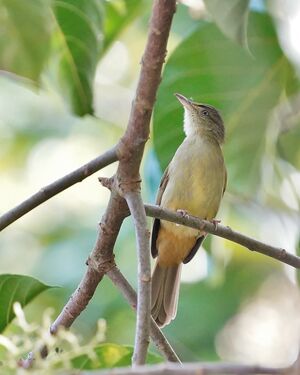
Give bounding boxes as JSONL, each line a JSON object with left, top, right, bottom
{"left": 151, "top": 262, "right": 181, "bottom": 327}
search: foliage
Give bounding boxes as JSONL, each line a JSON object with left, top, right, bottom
{"left": 0, "top": 0, "right": 299, "bottom": 371}
{"left": 0, "top": 0, "right": 53, "bottom": 81}
{"left": 51, "top": 0, "right": 104, "bottom": 115}
{"left": 0, "top": 306, "right": 161, "bottom": 374}
{"left": 0, "top": 275, "right": 52, "bottom": 333}
{"left": 103, "top": 0, "right": 144, "bottom": 51}
{"left": 0, "top": 0, "right": 144, "bottom": 116}
{"left": 203, "top": 0, "right": 250, "bottom": 48}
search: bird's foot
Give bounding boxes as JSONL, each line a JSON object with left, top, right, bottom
{"left": 176, "top": 209, "right": 189, "bottom": 218}
{"left": 210, "top": 219, "right": 221, "bottom": 230}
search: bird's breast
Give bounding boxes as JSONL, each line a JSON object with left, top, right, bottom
{"left": 161, "top": 137, "right": 225, "bottom": 221}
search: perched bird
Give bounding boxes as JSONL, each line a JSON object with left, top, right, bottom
{"left": 151, "top": 93, "right": 227, "bottom": 327}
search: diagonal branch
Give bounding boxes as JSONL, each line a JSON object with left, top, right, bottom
{"left": 51, "top": 189, "right": 129, "bottom": 333}
{"left": 107, "top": 265, "right": 180, "bottom": 363}
{"left": 145, "top": 204, "right": 300, "bottom": 268}
{"left": 0, "top": 147, "right": 118, "bottom": 231}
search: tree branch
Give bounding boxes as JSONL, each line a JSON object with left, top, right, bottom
{"left": 71, "top": 362, "right": 290, "bottom": 375}
{"left": 51, "top": 189, "right": 129, "bottom": 333}
{"left": 107, "top": 265, "right": 180, "bottom": 364}
{"left": 144, "top": 204, "right": 300, "bottom": 268}
{"left": 125, "top": 193, "right": 151, "bottom": 365}
{"left": 0, "top": 147, "right": 118, "bottom": 231}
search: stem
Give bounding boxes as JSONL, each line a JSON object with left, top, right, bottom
{"left": 107, "top": 266, "right": 180, "bottom": 363}
{"left": 125, "top": 193, "right": 151, "bottom": 365}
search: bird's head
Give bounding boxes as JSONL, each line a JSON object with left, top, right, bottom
{"left": 175, "top": 93, "right": 225, "bottom": 144}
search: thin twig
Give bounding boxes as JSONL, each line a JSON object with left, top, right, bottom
{"left": 70, "top": 362, "right": 290, "bottom": 375}
{"left": 126, "top": 193, "right": 151, "bottom": 365}
{"left": 0, "top": 147, "right": 117, "bottom": 231}
{"left": 107, "top": 266, "right": 180, "bottom": 363}
{"left": 145, "top": 204, "right": 300, "bottom": 269}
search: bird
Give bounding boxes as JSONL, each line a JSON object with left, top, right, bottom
{"left": 151, "top": 93, "right": 227, "bottom": 327}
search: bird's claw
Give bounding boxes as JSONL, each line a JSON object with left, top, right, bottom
{"left": 210, "top": 219, "right": 221, "bottom": 230}
{"left": 176, "top": 209, "right": 189, "bottom": 218}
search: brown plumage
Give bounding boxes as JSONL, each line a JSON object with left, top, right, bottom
{"left": 151, "top": 93, "right": 227, "bottom": 327}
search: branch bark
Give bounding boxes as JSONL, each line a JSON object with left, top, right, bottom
{"left": 125, "top": 193, "right": 151, "bottom": 365}
{"left": 145, "top": 204, "right": 300, "bottom": 268}
{"left": 69, "top": 362, "right": 290, "bottom": 375}
{"left": 107, "top": 266, "right": 180, "bottom": 363}
{"left": 51, "top": 189, "right": 129, "bottom": 333}
{"left": 0, "top": 147, "right": 117, "bottom": 231}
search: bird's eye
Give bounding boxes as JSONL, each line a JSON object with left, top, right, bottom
{"left": 202, "top": 110, "right": 209, "bottom": 116}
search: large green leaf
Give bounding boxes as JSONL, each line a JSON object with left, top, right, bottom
{"left": 0, "top": 0, "right": 52, "bottom": 80}
{"left": 103, "top": 0, "right": 144, "bottom": 52}
{"left": 203, "top": 0, "right": 250, "bottom": 47}
{"left": 0, "top": 274, "right": 52, "bottom": 332}
{"left": 153, "top": 13, "right": 297, "bottom": 195}
{"left": 52, "top": 0, "right": 103, "bottom": 116}
{"left": 70, "top": 344, "right": 162, "bottom": 369}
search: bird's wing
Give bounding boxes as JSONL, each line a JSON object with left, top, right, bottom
{"left": 183, "top": 236, "right": 205, "bottom": 263}
{"left": 151, "top": 167, "right": 169, "bottom": 258}
{"left": 156, "top": 167, "right": 169, "bottom": 205}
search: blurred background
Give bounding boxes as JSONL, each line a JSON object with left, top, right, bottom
{"left": 0, "top": 0, "right": 300, "bottom": 368}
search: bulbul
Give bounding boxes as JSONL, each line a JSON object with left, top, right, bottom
{"left": 151, "top": 93, "right": 227, "bottom": 327}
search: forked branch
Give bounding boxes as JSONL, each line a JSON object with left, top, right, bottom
{"left": 107, "top": 266, "right": 180, "bottom": 363}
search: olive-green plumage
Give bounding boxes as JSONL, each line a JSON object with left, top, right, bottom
{"left": 151, "top": 93, "right": 227, "bottom": 327}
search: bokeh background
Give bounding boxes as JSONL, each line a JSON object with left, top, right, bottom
{"left": 0, "top": 0, "right": 300, "bottom": 368}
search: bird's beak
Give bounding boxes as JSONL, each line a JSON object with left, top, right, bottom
{"left": 174, "top": 93, "right": 194, "bottom": 109}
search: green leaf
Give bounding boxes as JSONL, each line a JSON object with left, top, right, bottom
{"left": 0, "top": 274, "right": 52, "bottom": 332}
{"left": 103, "top": 0, "right": 144, "bottom": 52}
{"left": 203, "top": 0, "right": 250, "bottom": 48}
{"left": 115, "top": 346, "right": 162, "bottom": 367}
{"left": 153, "top": 13, "right": 297, "bottom": 195}
{"left": 52, "top": 0, "right": 103, "bottom": 116}
{"left": 0, "top": 0, "right": 52, "bottom": 81}
{"left": 70, "top": 344, "right": 162, "bottom": 369}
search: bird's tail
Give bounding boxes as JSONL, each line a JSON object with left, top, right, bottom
{"left": 151, "top": 261, "right": 182, "bottom": 327}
